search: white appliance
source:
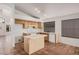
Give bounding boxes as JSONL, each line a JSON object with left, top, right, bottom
{"left": 49, "top": 32, "right": 55, "bottom": 43}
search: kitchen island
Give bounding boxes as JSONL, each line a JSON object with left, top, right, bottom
{"left": 24, "top": 34, "right": 46, "bottom": 54}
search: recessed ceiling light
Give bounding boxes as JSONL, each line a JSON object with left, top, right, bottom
{"left": 34, "top": 8, "right": 38, "bottom": 11}
{"left": 34, "top": 8, "right": 40, "bottom": 13}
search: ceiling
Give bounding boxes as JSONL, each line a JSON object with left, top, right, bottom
{"left": 15, "top": 3, "right": 79, "bottom": 20}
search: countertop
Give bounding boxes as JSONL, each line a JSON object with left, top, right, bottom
{"left": 24, "top": 34, "right": 47, "bottom": 38}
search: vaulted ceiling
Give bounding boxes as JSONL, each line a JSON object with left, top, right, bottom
{"left": 15, "top": 3, "right": 79, "bottom": 20}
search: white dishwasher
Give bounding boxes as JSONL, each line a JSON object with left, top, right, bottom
{"left": 49, "top": 32, "right": 55, "bottom": 43}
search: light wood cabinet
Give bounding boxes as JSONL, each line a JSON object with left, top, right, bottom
{"left": 24, "top": 21, "right": 29, "bottom": 28}
{"left": 38, "top": 22, "right": 42, "bottom": 29}
{"left": 15, "top": 19, "right": 25, "bottom": 24}
{"left": 15, "top": 19, "right": 42, "bottom": 29}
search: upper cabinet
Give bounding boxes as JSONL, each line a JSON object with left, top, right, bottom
{"left": 15, "top": 19, "right": 42, "bottom": 29}
{"left": 15, "top": 19, "right": 25, "bottom": 24}
{"left": 38, "top": 22, "right": 42, "bottom": 29}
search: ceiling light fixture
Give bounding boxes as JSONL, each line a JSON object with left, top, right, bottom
{"left": 34, "top": 8, "right": 40, "bottom": 13}
{"left": 34, "top": 8, "right": 38, "bottom": 11}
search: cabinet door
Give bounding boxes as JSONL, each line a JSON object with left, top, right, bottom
{"left": 38, "top": 22, "right": 42, "bottom": 29}
{"left": 24, "top": 21, "right": 29, "bottom": 28}
{"left": 15, "top": 19, "right": 24, "bottom": 24}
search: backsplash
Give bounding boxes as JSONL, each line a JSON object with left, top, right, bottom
{"left": 23, "top": 27, "right": 41, "bottom": 34}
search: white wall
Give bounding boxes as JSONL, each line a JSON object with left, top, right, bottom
{"left": 45, "top": 13, "right": 79, "bottom": 47}
{"left": 0, "top": 4, "right": 15, "bottom": 54}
